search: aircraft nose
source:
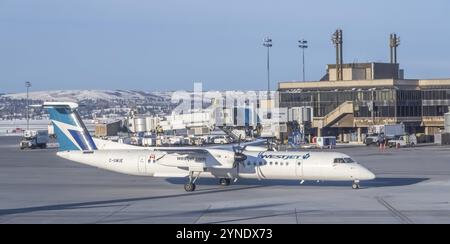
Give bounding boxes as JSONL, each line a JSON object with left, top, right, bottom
{"left": 359, "top": 167, "right": 376, "bottom": 180}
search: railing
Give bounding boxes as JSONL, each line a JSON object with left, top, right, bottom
{"left": 313, "top": 101, "right": 354, "bottom": 128}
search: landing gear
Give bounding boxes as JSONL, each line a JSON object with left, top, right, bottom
{"left": 184, "top": 182, "right": 196, "bottom": 192}
{"left": 352, "top": 180, "right": 361, "bottom": 190}
{"left": 184, "top": 171, "right": 201, "bottom": 192}
{"left": 219, "top": 178, "right": 231, "bottom": 186}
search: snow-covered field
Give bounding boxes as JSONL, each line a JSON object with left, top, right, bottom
{"left": 1, "top": 90, "right": 173, "bottom": 102}
{"left": 0, "top": 120, "right": 50, "bottom": 136}
{"left": 1, "top": 89, "right": 271, "bottom": 102}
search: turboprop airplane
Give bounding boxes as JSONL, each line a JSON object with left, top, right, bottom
{"left": 43, "top": 102, "right": 375, "bottom": 192}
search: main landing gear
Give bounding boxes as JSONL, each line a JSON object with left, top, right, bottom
{"left": 352, "top": 180, "right": 361, "bottom": 190}
{"left": 184, "top": 171, "right": 201, "bottom": 192}
{"left": 219, "top": 178, "right": 231, "bottom": 186}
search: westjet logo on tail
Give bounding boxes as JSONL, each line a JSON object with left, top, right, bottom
{"left": 52, "top": 120, "right": 97, "bottom": 151}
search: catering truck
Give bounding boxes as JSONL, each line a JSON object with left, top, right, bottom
{"left": 383, "top": 124, "right": 406, "bottom": 140}
{"left": 365, "top": 124, "right": 405, "bottom": 146}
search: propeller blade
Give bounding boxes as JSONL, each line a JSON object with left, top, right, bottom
{"left": 234, "top": 152, "right": 247, "bottom": 162}
{"left": 238, "top": 135, "right": 242, "bottom": 148}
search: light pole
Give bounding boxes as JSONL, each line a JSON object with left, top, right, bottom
{"left": 331, "top": 29, "right": 343, "bottom": 81}
{"left": 263, "top": 37, "right": 272, "bottom": 101}
{"left": 390, "top": 33, "right": 400, "bottom": 64}
{"left": 263, "top": 37, "right": 273, "bottom": 122}
{"left": 25, "top": 81, "right": 32, "bottom": 131}
{"left": 298, "top": 39, "right": 308, "bottom": 81}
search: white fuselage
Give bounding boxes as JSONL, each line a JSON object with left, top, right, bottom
{"left": 57, "top": 149, "right": 375, "bottom": 182}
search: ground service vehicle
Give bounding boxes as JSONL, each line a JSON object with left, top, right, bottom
{"left": 388, "top": 135, "right": 417, "bottom": 148}
{"left": 20, "top": 130, "right": 49, "bottom": 150}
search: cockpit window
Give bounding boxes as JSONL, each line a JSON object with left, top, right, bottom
{"left": 334, "top": 158, "right": 345, "bottom": 164}
{"left": 343, "top": 158, "right": 355, "bottom": 163}
{"left": 334, "top": 158, "right": 355, "bottom": 164}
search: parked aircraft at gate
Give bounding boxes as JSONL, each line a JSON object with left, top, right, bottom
{"left": 44, "top": 102, "right": 375, "bottom": 192}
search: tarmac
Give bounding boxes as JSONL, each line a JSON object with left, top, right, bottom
{"left": 1, "top": 136, "right": 450, "bottom": 224}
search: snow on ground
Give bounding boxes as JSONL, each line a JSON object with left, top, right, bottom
{"left": 1, "top": 90, "right": 173, "bottom": 102}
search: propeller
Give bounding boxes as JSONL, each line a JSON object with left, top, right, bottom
{"left": 232, "top": 135, "right": 247, "bottom": 177}
{"left": 266, "top": 138, "right": 275, "bottom": 151}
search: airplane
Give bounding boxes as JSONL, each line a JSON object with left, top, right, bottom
{"left": 43, "top": 102, "right": 376, "bottom": 192}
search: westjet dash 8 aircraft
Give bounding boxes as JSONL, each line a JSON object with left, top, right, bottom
{"left": 44, "top": 102, "right": 375, "bottom": 192}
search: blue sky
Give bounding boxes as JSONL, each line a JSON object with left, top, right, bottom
{"left": 1, "top": 0, "right": 450, "bottom": 93}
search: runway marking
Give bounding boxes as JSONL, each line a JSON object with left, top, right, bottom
{"left": 93, "top": 204, "right": 131, "bottom": 224}
{"left": 193, "top": 204, "right": 211, "bottom": 224}
{"left": 376, "top": 196, "right": 413, "bottom": 224}
{"left": 201, "top": 212, "right": 295, "bottom": 224}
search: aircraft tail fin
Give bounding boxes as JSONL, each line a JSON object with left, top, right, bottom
{"left": 43, "top": 102, "right": 97, "bottom": 151}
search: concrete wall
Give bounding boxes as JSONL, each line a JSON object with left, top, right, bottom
{"left": 445, "top": 113, "right": 450, "bottom": 133}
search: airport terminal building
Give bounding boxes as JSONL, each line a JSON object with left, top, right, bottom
{"left": 278, "top": 62, "right": 450, "bottom": 142}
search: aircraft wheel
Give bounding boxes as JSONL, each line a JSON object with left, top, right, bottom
{"left": 184, "top": 183, "right": 196, "bottom": 192}
{"left": 352, "top": 183, "right": 360, "bottom": 190}
{"left": 219, "top": 178, "right": 231, "bottom": 186}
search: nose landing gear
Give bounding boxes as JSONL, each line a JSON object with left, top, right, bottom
{"left": 184, "top": 182, "right": 196, "bottom": 192}
{"left": 184, "top": 171, "right": 201, "bottom": 192}
{"left": 352, "top": 180, "right": 361, "bottom": 189}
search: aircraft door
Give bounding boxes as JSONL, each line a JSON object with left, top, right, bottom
{"left": 138, "top": 155, "right": 147, "bottom": 174}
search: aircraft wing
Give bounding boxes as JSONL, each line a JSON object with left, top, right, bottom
{"left": 152, "top": 148, "right": 236, "bottom": 170}
{"left": 206, "top": 139, "right": 267, "bottom": 150}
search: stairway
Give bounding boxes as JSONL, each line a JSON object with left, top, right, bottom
{"left": 219, "top": 126, "right": 241, "bottom": 142}
{"left": 313, "top": 101, "right": 354, "bottom": 128}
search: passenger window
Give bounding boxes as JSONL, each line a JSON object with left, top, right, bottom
{"left": 259, "top": 162, "right": 263, "bottom": 166}
{"left": 286, "top": 163, "right": 289, "bottom": 166}
{"left": 270, "top": 162, "right": 273, "bottom": 165}
{"left": 280, "top": 162, "right": 284, "bottom": 166}
{"left": 275, "top": 162, "right": 278, "bottom": 165}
